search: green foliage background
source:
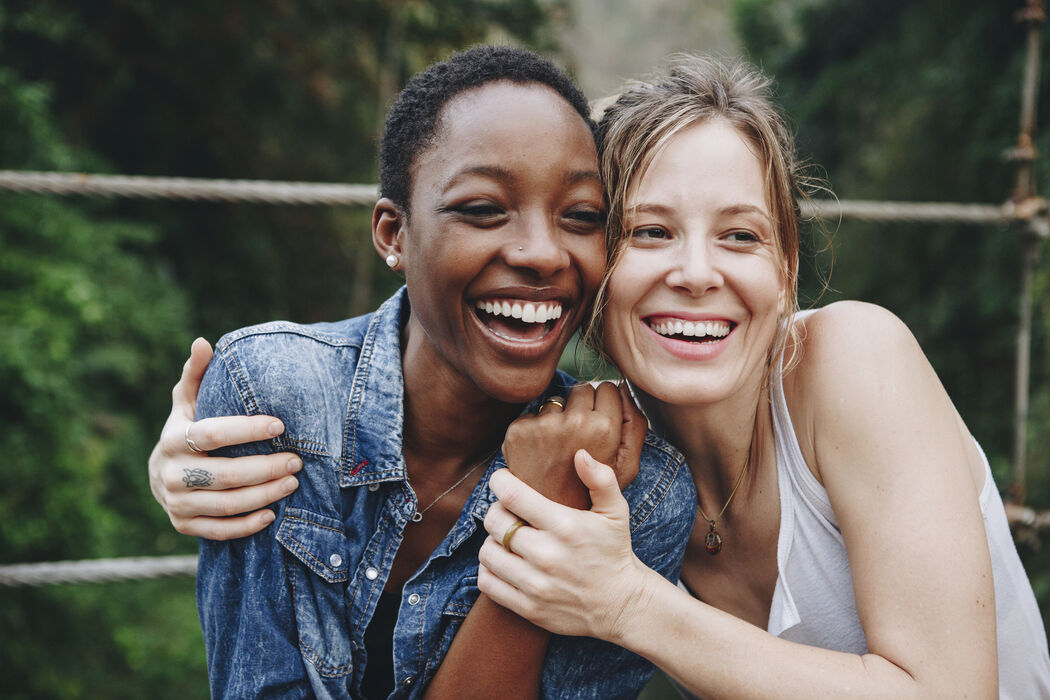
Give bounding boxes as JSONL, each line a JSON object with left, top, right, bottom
{"left": 1, "top": 0, "right": 1047, "bottom": 697}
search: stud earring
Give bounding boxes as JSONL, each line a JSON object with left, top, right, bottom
{"left": 386, "top": 254, "right": 399, "bottom": 269}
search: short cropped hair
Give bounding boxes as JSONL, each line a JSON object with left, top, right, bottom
{"left": 379, "top": 45, "right": 595, "bottom": 212}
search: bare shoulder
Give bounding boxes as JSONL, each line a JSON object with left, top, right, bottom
{"left": 789, "top": 301, "right": 927, "bottom": 393}
{"left": 784, "top": 302, "right": 940, "bottom": 479}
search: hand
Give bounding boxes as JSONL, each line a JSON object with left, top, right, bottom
{"left": 148, "top": 337, "right": 302, "bottom": 540}
{"left": 501, "top": 382, "right": 647, "bottom": 509}
{"left": 478, "top": 451, "right": 658, "bottom": 643}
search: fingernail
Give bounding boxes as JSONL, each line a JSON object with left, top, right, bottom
{"left": 287, "top": 457, "right": 302, "bottom": 473}
{"left": 261, "top": 510, "right": 275, "bottom": 525}
{"left": 282, "top": 476, "right": 299, "bottom": 494}
{"left": 268, "top": 421, "right": 284, "bottom": 437}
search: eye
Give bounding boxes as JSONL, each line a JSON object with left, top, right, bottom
{"left": 629, "top": 226, "right": 671, "bottom": 241}
{"left": 724, "top": 229, "right": 760, "bottom": 244}
{"left": 442, "top": 201, "right": 508, "bottom": 226}
{"left": 563, "top": 207, "right": 606, "bottom": 232}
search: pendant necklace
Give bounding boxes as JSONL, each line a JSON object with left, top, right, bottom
{"left": 410, "top": 451, "right": 495, "bottom": 523}
{"left": 697, "top": 450, "right": 750, "bottom": 555}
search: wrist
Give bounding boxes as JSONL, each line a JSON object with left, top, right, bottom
{"left": 604, "top": 559, "right": 661, "bottom": 647}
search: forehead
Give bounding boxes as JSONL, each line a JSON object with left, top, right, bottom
{"left": 415, "top": 81, "right": 598, "bottom": 181}
{"left": 630, "top": 119, "right": 767, "bottom": 211}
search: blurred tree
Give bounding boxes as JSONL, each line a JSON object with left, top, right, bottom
{"left": 0, "top": 41, "right": 201, "bottom": 699}
{"left": 734, "top": 0, "right": 1050, "bottom": 623}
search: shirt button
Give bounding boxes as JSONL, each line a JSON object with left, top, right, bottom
{"left": 364, "top": 566, "right": 379, "bottom": 580}
{"left": 407, "top": 593, "right": 420, "bottom": 606}
{"left": 402, "top": 676, "right": 415, "bottom": 687}
{"left": 367, "top": 483, "right": 380, "bottom": 492}
{"left": 329, "top": 553, "right": 343, "bottom": 568}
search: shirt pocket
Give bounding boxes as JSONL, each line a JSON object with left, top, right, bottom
{"left": 422, "top": 575, "right": 481, "bottom": 678}
{"left": 277, "top": 507, "right": 354, "bottom": 678}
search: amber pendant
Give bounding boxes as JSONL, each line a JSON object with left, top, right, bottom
{"left": 704, "top": 522, "right": 723, "bottom": 555}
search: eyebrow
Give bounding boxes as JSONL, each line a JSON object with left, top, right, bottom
{"left": 441, "top": 165, "right": 600, "bottom": 193}
{"left": 629, "top": 202, "right": 770, "bottom": 218}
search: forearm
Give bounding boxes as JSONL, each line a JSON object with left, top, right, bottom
{"left": 615, "top": 569, "right": 993, "bottom": 700}
{"left": 424, "top": 593, "right": 548, "bottom": 699}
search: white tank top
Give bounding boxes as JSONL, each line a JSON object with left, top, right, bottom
{"left": 673, "top": 323, "right": 1050, "bottom": 698}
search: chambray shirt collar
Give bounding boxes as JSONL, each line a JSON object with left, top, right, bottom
{"left": 340, "top": 288, "right": 410, "bottom": 488}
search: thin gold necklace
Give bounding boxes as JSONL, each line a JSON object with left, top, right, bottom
{"left": 697, "top": 450, "right": 750, "bottom": 555}
{"left": 410, "top": 451, "right": 495, "bottom": 523}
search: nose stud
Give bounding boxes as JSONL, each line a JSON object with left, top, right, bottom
{"left": 518, "top": 246, "right": 523, "bottom": 251}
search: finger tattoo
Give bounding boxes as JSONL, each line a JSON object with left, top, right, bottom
{"left": 182, "top": 468, "right": 215, "bottom": 488}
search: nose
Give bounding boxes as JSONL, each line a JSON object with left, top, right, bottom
{"left": 503, "top": 213, "right": 570, "bottom": 278}
{"left": 665, "top": 236, "right": 723, "bottom": 296}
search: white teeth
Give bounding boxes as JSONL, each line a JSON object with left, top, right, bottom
{"left": 475, "top": 299, "right": 565, "bottom": 325}
{"left": 651, "top": 318, "right": 731, "bottom": 339}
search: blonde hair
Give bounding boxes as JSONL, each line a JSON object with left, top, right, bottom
{"left": 584, "top": 54, "right": 815, "bottom": 376}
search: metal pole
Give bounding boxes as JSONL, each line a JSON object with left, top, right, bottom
{"left": 1009, "top": 0, "right": 1045, "bottom": 504}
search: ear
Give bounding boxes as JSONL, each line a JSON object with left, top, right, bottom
{"left": 373, "top": 197, "right": 406, "bottom": 271}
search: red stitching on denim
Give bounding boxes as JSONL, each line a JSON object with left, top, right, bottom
{"left": 349, "top": 459, "right": 368, "bottom": 475}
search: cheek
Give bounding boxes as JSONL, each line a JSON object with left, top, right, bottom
{"left": 573, "top": 236, "right": 607, "bottom": 299}
{"left": 601, "top": 258, "right": 648, "bottom": 359}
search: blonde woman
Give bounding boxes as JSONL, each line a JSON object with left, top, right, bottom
{"left": 479, "top": 55, "right": 1050, "bottom": 699}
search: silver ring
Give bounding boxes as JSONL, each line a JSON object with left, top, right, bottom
{"left": 185, "top": 423, "right": 205, "bottom": 454}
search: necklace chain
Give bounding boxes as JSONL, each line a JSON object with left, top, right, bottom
{"left": 697, "top": 450, "right": 750, "bottom": 555}
{"left": 410, "top": 451, "right": 495, "bottom": 523}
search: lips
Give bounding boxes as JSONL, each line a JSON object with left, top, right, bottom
{"left": 641, "top": 313, "right": 736, "bottom": 361}
{"left": 646, "top": 316, "right": 732, "bottom": 341}
{"left": 474, "top": 298, "right": 565, "bottom": 342}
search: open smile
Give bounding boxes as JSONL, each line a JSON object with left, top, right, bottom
{"left": 645, "top": 316, "right": 734, "bottom": 343}
{"left": 473, "top": 298, "right": 565, "bottom": 342}
{"left": 641, "top": 314, "right": 736, "bottom": 360}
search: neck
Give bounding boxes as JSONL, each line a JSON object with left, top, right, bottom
{"left": 400, "top": 317, "right": 523, "bottom": 474}
{"left": 638, "top": 380, "right": 766, "bottom": 504}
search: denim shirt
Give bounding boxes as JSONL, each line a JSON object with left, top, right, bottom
{"left": 196, "top": 288, "right": 698, "bottom": 700}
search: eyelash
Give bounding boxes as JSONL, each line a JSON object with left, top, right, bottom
{"left": 630, "top": 226, "right": 669, "bottom": 240}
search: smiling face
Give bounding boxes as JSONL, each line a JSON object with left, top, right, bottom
{"left": 603, "top": 118, "right": 786, "bottom": 408}
{"left": 396, "top": 81, "right": 605, "bottom": 404}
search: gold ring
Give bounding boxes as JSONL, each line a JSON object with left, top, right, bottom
{"left": 538, "top": 396, "right": 566, "bottom": 414}
{"left": 502, "top": 518, "right": 527, "bottom": 552}
{"left": 185, "top": 423, "right": 205, "bottom": 454}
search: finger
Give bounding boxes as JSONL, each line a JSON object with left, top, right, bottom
{"left": 173, "top": 338, "right": 214, "bottom": 419}
{"left": 488, "top": 468, "right": 571, "bottom": 530}
{"left": 479, "top": 535, "right": 535, "bottom": 578}
{"left": 483, "top": 500, "right": 520, "bottom": 541}
{"left": 185, "top": 415, "right": 285, "bottom": 453}
{"left": 564, "top": 382, "right": 595, "bottom": 413}
{"left": 166, "top": 476, "right": 300, "bottom": 518}
{"left": 176, "top": 510, "right": 277, "bottom": 540}
{"left": 164, "top": 452, "right": 302, "bottom": 492}
{"left": 574, "top": 449, "right": 629, "bottom": 517}
{"left": 592, "top": 381, "right": 624, "bottom": 424}
{"left": 477, "top": 561, "right": 537, "bottom": 619}
{"left": 615, "top": 383, "right": 648, "bottom": 487}
{"left": 537, "top": 394, "right": 567, "bottom": 415}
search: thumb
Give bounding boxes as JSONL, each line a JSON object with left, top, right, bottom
{"left": 175, "top": 337, "right": 214, "bottom": 418}
{"left": 575, "top": 449, "right": 628, "bottom": 517}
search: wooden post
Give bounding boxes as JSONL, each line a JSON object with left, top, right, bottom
{"left": 1009, "top": 0, "right": 1045, "bottom": 504}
